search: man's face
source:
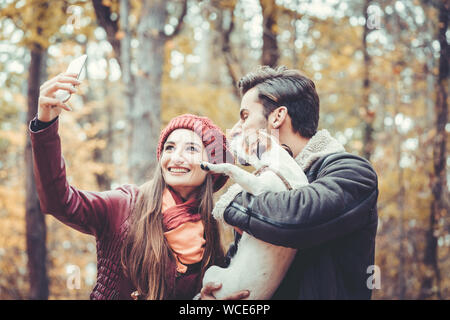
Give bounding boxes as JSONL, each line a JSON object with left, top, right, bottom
{"left": 228, "top": 87, "right": 273, "bottom": 164}
{"left": 229, "top": 87, "right": 269, "bottom": 140}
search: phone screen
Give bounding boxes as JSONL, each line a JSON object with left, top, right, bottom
{"left": 66, "top": 55, "right": 87, "bottom": 78}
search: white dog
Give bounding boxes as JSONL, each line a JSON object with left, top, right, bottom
{"left": 200, "top": 130, "right": 309, "bottom": 300}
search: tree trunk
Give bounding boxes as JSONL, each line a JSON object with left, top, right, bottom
{"left": 25, "top": 44, "right": 49, "bottom": 300}
{"left": 199, "top": 10, "right": 221, "bottom": 85}
{"left": 93, "top": 0, "right": 186, "bottom": 185}
{"left": 260, "top": 0, "right": 279, "bottom": 67}
{"left": 77, "top": 41, "right": 113, "bottom": 190}
{"left": 120, "top": 0, "right": 134, "bottom": 183}
{"left": 119, "top": 0, "right": 133, "bottom": 105}
{"left": 95, "top": 57, "right": 113, "bottom": 190}
{"left": 361, "top": 0, "right": 375, "bottom": 161}
{"left": 394, "top": 98, "right": 406, "bottom": 299}
{"left": 291, "top": 0, "right": 300, "bottom": 68}
{"left": 420, "top": 0, "right": 448, "bottom": 300}
{"left": 129, "top": 0, "right": 167, "bottom": 184}
{"left": 92, "top": 0, "right": 121, "bottom": 65}
{"left": 221, "top": 5, "right": 242, "bottom": 98}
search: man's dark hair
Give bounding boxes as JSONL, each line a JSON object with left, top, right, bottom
{"left": 238, "top": 66, "right": 320, "bottom": 138}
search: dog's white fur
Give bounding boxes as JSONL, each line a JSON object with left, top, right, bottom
{"left": 201, "top": 131, "right": 309, "bottom": 300}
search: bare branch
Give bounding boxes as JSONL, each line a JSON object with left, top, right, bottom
{"left": 91, "top": 0, "right": 121, "bottom": 65}
{"left": 166, "top": 0, "right": 188, "bottom": 39}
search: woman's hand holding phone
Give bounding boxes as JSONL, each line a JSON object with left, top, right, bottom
{"left": 38, "top": 55, "right": 87, "bottom": 122}
{"left": 37, "top": 72, "right": 81, "bottom": 122}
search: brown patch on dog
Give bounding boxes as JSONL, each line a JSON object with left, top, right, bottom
{"left": 249, "top": 130, "right": 272, "bottom": 159}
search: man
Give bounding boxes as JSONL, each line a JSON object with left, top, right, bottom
{"left": 201, "top": 66, "right": 379, "bottom": 300}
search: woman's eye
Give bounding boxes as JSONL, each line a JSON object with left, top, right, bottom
{"left": 187, "top": 146, "right": 199, "bottom": 152}
{"left": 164, "top": 145, "right": 174, "bottom": 151}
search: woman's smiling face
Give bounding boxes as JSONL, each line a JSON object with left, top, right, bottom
{"left": 160, "top": 129, "right": 208, "bottom": 199}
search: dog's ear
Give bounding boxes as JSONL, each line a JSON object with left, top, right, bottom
{"left": 255, "top": 140, "right": 267, "bottom": 160}
{"left": 251, "top": 130, "right": 270, "bottom": 159}
{"left": 281, "top": 144, "right": 293, "bottom": 157}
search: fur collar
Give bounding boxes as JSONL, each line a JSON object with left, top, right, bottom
{"left": 294, "top": 129, "right": 345, "bottom": 171}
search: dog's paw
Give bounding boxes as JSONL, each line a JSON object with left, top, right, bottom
{"left": 200, "top": 161, "right": 210, "bottom": 171}
{"left": 200, "top": 162, "right": 232, "bottom": 175}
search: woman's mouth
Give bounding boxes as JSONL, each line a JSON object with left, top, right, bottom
{"left": 168, "top": 167, "right": 191, "bottom": 174}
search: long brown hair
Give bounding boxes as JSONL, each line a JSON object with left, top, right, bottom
{"left": 121, "top": 164, "right": 223, "bottom": 300}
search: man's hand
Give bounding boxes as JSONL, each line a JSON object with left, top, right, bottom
{"left": 200, "top": 282, "right": 250, "bottom": 300}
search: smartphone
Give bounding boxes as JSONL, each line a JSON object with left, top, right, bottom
{"left": 54, "top": 54, "right": 87, "bottom": 103}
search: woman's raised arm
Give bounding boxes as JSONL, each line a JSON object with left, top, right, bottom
{"left": 29, "top": 73, "right": 136, "bottom": 238}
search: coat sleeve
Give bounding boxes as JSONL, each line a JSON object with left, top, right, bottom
{"left": 29, "top": 117, "right": 136, "bottom": 238}
{"left": 223, "top": 154, "right": 379, "bottom": 249}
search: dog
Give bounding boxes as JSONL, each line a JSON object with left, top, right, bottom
{"left": 200, "top": 130, "right": 309, "bottom": 300}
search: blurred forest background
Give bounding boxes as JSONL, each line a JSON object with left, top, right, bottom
{"left": 0, "top": 0, "right": 448, "bottom": 299}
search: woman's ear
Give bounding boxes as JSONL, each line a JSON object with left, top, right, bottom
{"left": 269, "top": 106, "right": 288, "bottom": 129}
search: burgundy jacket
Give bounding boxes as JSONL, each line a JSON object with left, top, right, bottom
{"left": 29, "top": 117, "right": 200, "bottom": 300}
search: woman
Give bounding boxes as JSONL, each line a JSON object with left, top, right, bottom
{"left": 30, "top": 72, "right": 233, "bottom": 300}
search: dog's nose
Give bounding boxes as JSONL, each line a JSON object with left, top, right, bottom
{"left": 230, "top": 131, "right": 241, "bottom": 139}
{"left": 228, "top": 122, "right": 242, "bottom": 140}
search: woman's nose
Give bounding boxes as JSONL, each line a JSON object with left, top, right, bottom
{"left": 170, "top": 148, "right": 186, "bottom": 164}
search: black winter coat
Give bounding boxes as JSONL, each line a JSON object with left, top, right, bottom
{"left": 223, "top": 152, "right": 379, "bottom": 300}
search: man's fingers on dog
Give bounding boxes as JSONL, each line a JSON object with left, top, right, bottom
{"left": 200, "top": 282, "right": 222, "bottom": 300}
{"left": 203, "top": 282, "right": 222, "bottom": 292}
{"left": 223, "top": 290, "right": 250, "bottom": 300}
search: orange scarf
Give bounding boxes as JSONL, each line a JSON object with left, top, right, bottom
{"left": 162, "top": 187, "right": 205, "bottom": 274}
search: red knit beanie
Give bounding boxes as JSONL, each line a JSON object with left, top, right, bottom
{"left": 157, "top": 114, "right": 234, "bottom": 192}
